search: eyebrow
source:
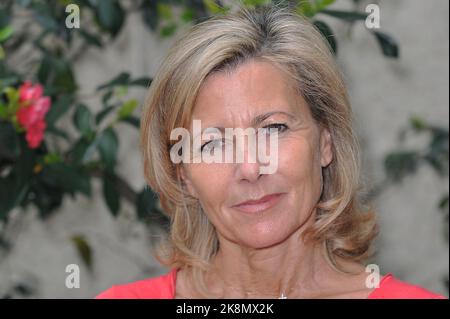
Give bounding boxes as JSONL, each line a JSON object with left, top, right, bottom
{"left": 198, "top": 110, "right": 295, "bottom": 136}
{"left": 251, "top": 110, "right": 295, "bottom": 127}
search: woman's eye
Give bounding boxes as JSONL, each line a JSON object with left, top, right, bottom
{"left": 201, "top": 139, "right": 225, "bottom": 152}
{"left": 261, "top": 123, "right": 288, "bottom": 134}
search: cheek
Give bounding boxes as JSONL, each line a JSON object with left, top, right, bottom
{"left": 187, "top": 164, "right": 231, "bottom": 209}
{"left": 278, "top": 137, "right": 317, "bottom": 177}
{"left": 278, "top": 136, "right": 323, "bottom": 198}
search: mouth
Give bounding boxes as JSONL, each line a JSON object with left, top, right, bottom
{"left": 232, "top": 193, "right": 285, "bottom": 214}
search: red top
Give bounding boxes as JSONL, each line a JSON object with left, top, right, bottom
{"left": 95, "top": 268, "right": 447, "bottom": 299}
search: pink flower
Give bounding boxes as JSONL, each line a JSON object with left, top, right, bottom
{"left": 25, "top": 120, "right": 46, "bottom": 149}
{"left": 18, "top": 81, "right": 44, "bottom": 103}
{"left": 15, "top": 81, "right": 52, "bottom": 149}
{"left": 16, "top": 96, "right": 51, "bottom": 130}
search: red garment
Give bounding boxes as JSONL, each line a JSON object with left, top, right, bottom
{"left": 95, "top": 268, "right": 447, "bottom": 299}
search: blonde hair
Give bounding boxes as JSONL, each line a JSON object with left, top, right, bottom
{"left": 140, "top": 4, "right": 378, "bottom": 297}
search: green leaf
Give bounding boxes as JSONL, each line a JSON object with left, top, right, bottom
{"left": 53, "top": 58, "right": 77, "bottom": 93}
{"left": 35, "top": 11, "right": 58, "bottom": 31}
{"left": 373, "top": 31, "right": 399, "bottom": 58}
{"left": 313, "top": 20, "right": 337, "bottom": 54}
{"left": 40, "top": 163, "right": 91, "bottom": 196}
{"left": 46, "top": 125, "right": 70, "bottom": 141}
{"left": 37, "top": 56, "right": 77, "bottom": 94}
{"left": 43, "top": 152, "right": 62, "bottom": 165}
{"left": 384, "top": 151, "right": 419, "bottom": 182}
{"left": 114, "top": 85, "right": 128, "bottom": 98}
{"left": 0, "top": 102, "right": 8, "bottom": 119}
{"left": 102, "top": 173, "right": 120, "bottom": 216}
{"left": 0, "top": 177, "right": 29, "bottom": 221}
{"left": 95, "top": 105, "right": 115, "bottom": 125}
{"left": 129, "top": 77, "right": 152, "bottom": 87}
{"left": 0, "top": 235, "right": 11, "bottom": 251}
{"left": 0, "top": 128, "right": 36, "bottom": 219}
{"left": 181, "top": 8, "right": 195, "bottom": 23}
{"left": 136, "top": 186, "right": 169, "bottom": 229}
{"left": 296, "top": 1, "right": 316, "bottom": 18}
{"left": 45, "top": 94, "right": 74, "bottom": 126}
{"left": 429, "top": 127, "right": 449, "bottom": 156}
{"left": 31, "top": 180, "right": 64, "bottom": 219}
{"left": 117, "top": 99, "right": 138, "bottom": 119}
{"left": 97, "top": 72, "right": 130, "bottom": 91}
{"left": 320, "top": 9, "right": 368, "bottom": 22}
{"left": 77, "top": 29, "right": 102, "bottom": 47}
{"left": 424, "top": 127, "right": 449, "bottom": 175}
{"left": 73, "top": 104, "right": 94, "bottom": 136}
{"left": 71, "top": 136, "right": 99, "bottom": 164}
{"left": 0, "top": 25, "right": 13, "bottom": 43}
{"left": 438, "top": 194, "right": 449, "bottom": 211}
{"left": 243, "top": 0, "right": 267, "bottom": 7}
{"left": 37, "top": 55, "right": 52, "bottom": 84}
{"left": 141, "top": 0, "right": 159, "bottom": 31}
{"left": 157, "top": 3, "right": 172, "bottom": 19}
{"left": 96, "top": 74, "right": 148, "bottom": 91}
{"left": 120, "top": 115, "right": 140, "bottom": 129}
{"left": 315, "top": 0, "right": 335, "bottom": 11}
{"left": 95, "top": 0, "right": 125, "bottom": 37}
{"left": 98, "top": 127, "right": 119, "bottom": 170}
{"left": 203, "top": 0, "right": 228, "bottom": 15}
{"left": 0, "top": 121, "right": 21, "bottom": 159}
{"left": 70, "top": 235, "right": 93, "bottom": 271}
{"left": 0, "top": 132, "right": 33, "bottom": 219}
{"left": 4, "top": 86, "right": 19, "bottom": 107}
{"left": 160, "top": 22, "right": 177, "bottom": 38}
{"left": 0, "top": 8, "right": 11, "bottom": 29}
{"left": 102, "top": 90, "right": 113, "bottom": 105}
{"left": 410, "top": 115, "right": 427, "bottom": 131}
{"left": 0, "top": 76, "right": 19, "bottom": 91}
{"left": 136, "top": 187, "right": 158, "bottom": 220}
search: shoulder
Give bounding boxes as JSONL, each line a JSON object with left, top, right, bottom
{"left": 95, "top": 268, "right": 177, "bottom": 299}
{"left": 368, "top": 273, "right": 447, "bottom": 299}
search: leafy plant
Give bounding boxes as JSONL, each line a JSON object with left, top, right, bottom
{"left": 384, "top": 116, "right": 449, "bottom": 255}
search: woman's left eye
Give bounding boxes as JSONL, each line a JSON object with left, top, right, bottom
{"left": 260, "top": 123, "right": 288, "bottom": 134}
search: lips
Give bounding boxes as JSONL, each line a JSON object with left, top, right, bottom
{"left": 232, "top": 193, "right": 284, "bottom": 214}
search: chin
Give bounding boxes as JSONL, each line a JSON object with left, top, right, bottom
{"left": 236, "top": 222, "right": 294, "bottom": 249}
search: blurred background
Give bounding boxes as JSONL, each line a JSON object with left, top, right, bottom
{"left": 0, "top": 0, "right": 448, "bottom": 298}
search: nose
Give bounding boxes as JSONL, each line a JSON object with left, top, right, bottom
{"left": 235, "top": 136, "right": 262, "bottom": 183}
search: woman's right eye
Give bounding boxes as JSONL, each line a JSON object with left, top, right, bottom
{"left": 201, "top": 139, "right": 224, "bottom": 153}
{"left": 261, "top": 123, "right": 288, "bottom": 134}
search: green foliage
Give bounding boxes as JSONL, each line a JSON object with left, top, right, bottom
{"left": 383, "top": 116, "right": 449, "bottom": 291}
{"left": 373, "top": 31, "right": 399, "bottom": 58}
{"left": 71, "top": 234, "right": 93, "bottom": 272}
{"left": 384, "top": 117, "right": 449, "bottom": 182}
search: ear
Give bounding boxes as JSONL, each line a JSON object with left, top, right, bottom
{"left": 319, "top": 127, "right": 333, "bottom": 168}
{"left": 178, "top": 165, "right": 199, "bottom": 198}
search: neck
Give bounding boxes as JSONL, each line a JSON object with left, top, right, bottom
{"left": 206, "top": 227, "right": 336, "bottom": 298}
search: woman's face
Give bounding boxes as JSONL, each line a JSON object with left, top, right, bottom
{"left": 180, "top": 60, "right": 333, "bottom": 249}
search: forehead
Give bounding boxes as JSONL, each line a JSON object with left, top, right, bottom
{"left": 191, "top": 60, "right": 306, "bottom": 125}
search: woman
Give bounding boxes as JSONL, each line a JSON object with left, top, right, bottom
{"left": 96, "top": 5, "right": 445, "bottom": 299}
